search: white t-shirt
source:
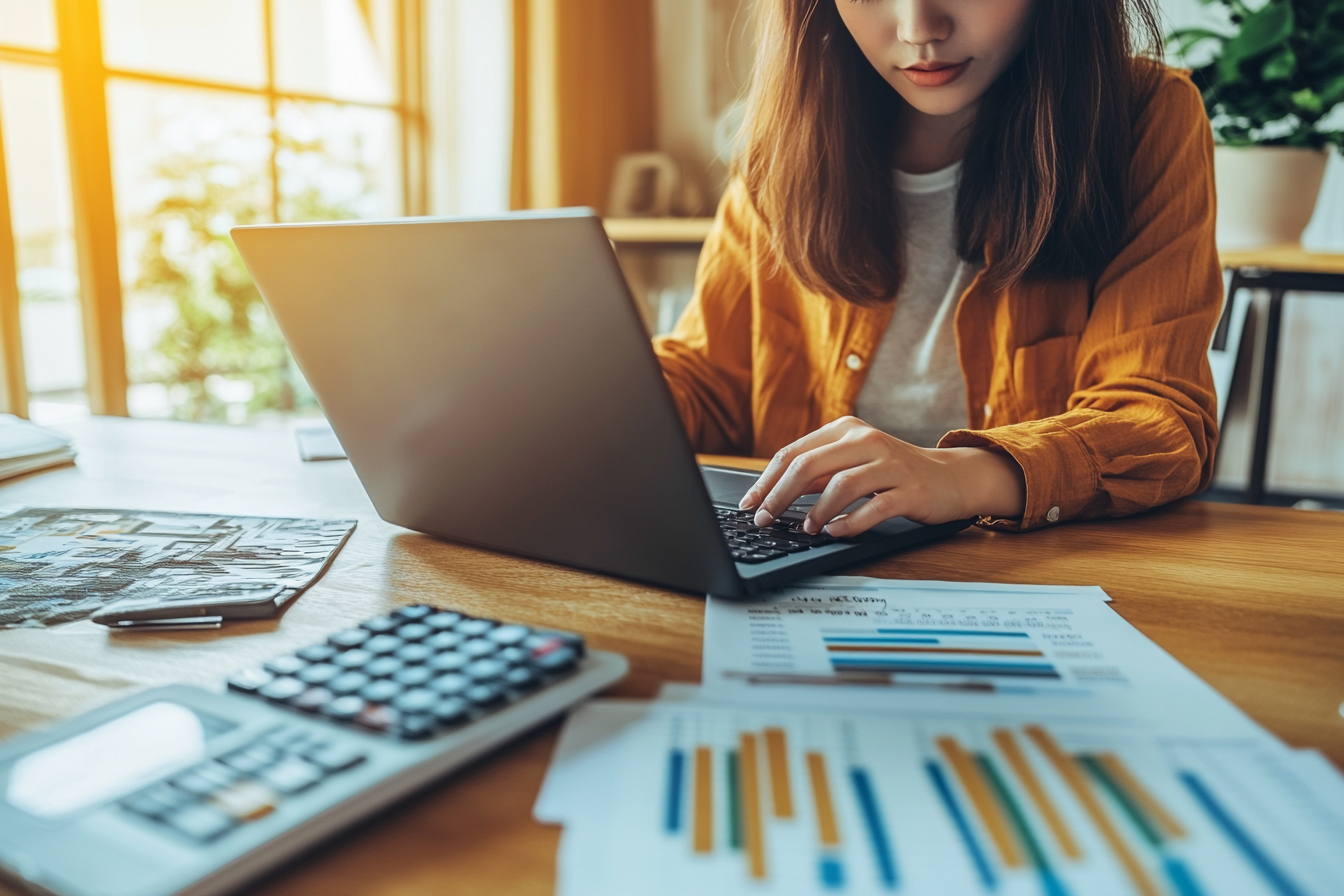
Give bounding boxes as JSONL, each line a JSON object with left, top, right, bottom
{"left": 853, "top": 162, "right": 975, "bottom": 448}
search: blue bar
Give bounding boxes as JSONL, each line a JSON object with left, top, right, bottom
{"left": 876, "top": 628, "right": 1031, "bottom": 638}
{"left": 1163, "top": 856, "right": 1208, "bottom": 896}
{"left": 850, "top": 767, "right": 898, "bottom": 889}
{"left": 1179, "top": 771, "right": 1305, "bottom": 896}
{"left": 819, "top": 856, "right": 845, "bottom": 890}
{"left": 664, "top": 749, "right": 685, "bottom": 833}
{"left": 831, "top": 658, "right": 1061, "bottom": 678}
{"left": 925, "top": 761, "right": 996, "bottom": 890}
{"left": 823, "top": 636, "right": 941, "bottom": 645}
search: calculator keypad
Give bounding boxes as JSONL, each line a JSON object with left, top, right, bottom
{"left": 120, "top": 726, "right": 366, "bottom": 843}
{"left": 226, "top": 604, "right": 585, "bottom": 740}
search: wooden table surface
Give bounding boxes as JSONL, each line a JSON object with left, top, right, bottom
{"left": 1, "top": 417, "right": 1342, "bottom": 896}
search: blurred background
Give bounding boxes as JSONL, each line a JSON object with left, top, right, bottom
{"left": 0, "top": 0, "right": 1340, "bottom": 501}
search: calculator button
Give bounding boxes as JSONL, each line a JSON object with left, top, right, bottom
{"left": 297, "top": 643, "right": 338, "bottom": 663}
{"left": 488, "top": 624, "right": 531, "bottom": 646}
{"left": 429, "top": 673, "right": 471, "bottom": 697}
{"left": 354, "top": 703, "right": 399, "bottom": 733}
{"left": 364, "top": 656, "right": 404, "bottom": 679}
{"left": 364, "top": 634, "right": 404, "bottom": 655}
{"left": 291, "top": 687, "right": 335, "bottom": 713}
{"left": 427, "top": 651, "right": 468, "bottom": 673}
{"left": 327, "top": 671, "right": 371, "bottom": 695}
{"left": 465, "top": 683, "right": 505, "bottom": 706}
{"left": 431, "top": 697, "right": 470, "bottom": 725}
{"left": 394, "top": 643, "right": 434, "bottom": 664}
{"left": 222, "top": 744, "right": 281, "bottom": 774}
{"left": 258, "top": 677, "right": 306, "bottom": 702}
{"left": 498, "top": 646, "right": 528, "bottom": 665}
{"left": 226, "top": 667, "right": 273, "bottom": 694}
{"left": 424, "top": 612, "right": 462, "bottom": 631}
{"left": 461, "top": 639, "right": 498, "bottom": 659}
{"left": 322, "top": 695, "right": 365, "bottom": 720}
{"left": 397, "top": 715, "right": 437, "bottom": 740}
{"left": 359, "top": 680, "right": 404, "bottom": 703}
{"left": 211, "top": 780, "right": 278, "bottom": 822}
{"left": 259, "top": 758, "right": 324, "bottom": 795}
{"left": 455, "top": 619, "right": 495, "bottom": 637}
{"left": 304, "top": 744, "right": 366, "bottom": 773}
{"left": 526, "top": 632, "right": 585, "bottom": 658}
{"left": 392, "top": 665, "right": 434, "bottom": 687}
{"left": 533, "top": 646, "right": 579, "bottom": 674}
{"left": 466, "top": 658, "right": 508, "bottom": 682}
{"left": 395, "top": 623, "right": 432, "bottom": 642}
{"left": 391, "top": 689, "right": 438, "bottom": 714}
{"left": 172, "top": 767, "right": 235, "bottom": 799}
{"left": 328, "top": 628, "right": 370, "bottom": 649}
{"left": 264, "top": 655, "right": 307, "bottom": 677}
{"left": 504, "top": 666, "right": 540, "bottom": 691}
{"left": 165, "top": 804, "right": 236, "bottom": 842}
{"left": 297, "top": 663, "right": 340, "bottom": 685}
{"left": 334, "top": 649, "right": 374, "bottom": 670}
{"left": 261, "top": 727, "right": 310, "bottom": 749}
{"left": 393, "top": 605, "right": 434, "bottom": 621}
{"left": 425, "top": 631, "right": 465, "bottom": 651}
{"left": 361, "top": 616, "right": 401, "bottom": 634}
{"left": 122, "top": 784, "right": 187, "bottom": 819}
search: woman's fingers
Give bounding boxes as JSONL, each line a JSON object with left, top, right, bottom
{"left": 805, "top": 461, "right": 902, "bottom": 533}
{"left": 823, "top": 489, "right": 918, "bottom": 537}
{"left": 752, "top": 436, "right": 878, "bottom": 527}
{"left": 738, "top": 418, "right": 861, "bottom": 510}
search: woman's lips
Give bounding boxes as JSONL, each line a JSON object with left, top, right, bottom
{"left": 900, "top": 60, "right": 970, "bottom": 87}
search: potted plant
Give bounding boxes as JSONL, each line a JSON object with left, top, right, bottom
{"left": 1169, "top": 0, "right": 1344, "bottom": 248}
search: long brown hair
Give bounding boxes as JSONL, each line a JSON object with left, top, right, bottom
{"left": 737, "top": 0, "right": 1164, "bottom": 301}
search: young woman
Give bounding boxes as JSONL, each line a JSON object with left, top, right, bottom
{"left": 654, "top": 0, "right": 1222, "bottom": 536}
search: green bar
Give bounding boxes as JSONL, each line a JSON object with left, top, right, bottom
{"left": 1080, "top": 755, "right": 1163, "bottom": 847}
{"left": 976, "top": 754, "right": 1057, "bottom": 879}
{"left": 727, "top": 749, "right": 742, "bottom": 850}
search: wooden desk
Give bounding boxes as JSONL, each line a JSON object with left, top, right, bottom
{"left": 1, "top": 418, "right": 1342, "bottom": 896}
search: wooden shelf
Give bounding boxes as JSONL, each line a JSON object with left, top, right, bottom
{"left": 1218, "top": 243, "right": 1344, "bottom": 275}
{"left": 602, "top": 217, "right": 713, "bottom": 247}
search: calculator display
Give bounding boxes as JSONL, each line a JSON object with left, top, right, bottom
{"left": 6, "top": 702, "right": 234, "bottom": 819}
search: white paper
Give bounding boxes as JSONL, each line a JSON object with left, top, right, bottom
{"left": 701, "top": 578, "right": 1265, "bottom": 738}
{"left": 542, "top": 701, "right": 1344, "bottom": 895}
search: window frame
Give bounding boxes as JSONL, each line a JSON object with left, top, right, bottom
{"left": 0, "top": 0, "right": 427, "bottom": 417}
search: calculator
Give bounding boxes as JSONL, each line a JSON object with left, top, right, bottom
{"left": 0, "top": 605, "right": 627, "bottom": 896}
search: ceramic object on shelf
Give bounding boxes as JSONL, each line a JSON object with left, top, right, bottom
{"left": 1214, "top": 145, "right": 1328, "bottom": 248}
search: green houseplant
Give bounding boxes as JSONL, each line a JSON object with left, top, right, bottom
{"left": 1169, "top": 0, "right": 1344, "bottom": 246}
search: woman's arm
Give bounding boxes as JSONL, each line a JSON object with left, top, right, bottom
{"left": 652, "top": 182, "right": 757, "bottom": 455}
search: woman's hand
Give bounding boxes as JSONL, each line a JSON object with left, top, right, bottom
{"left": 739, "top": 417, "right": 1026, "bottom": 536}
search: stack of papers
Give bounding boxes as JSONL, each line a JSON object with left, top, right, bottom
{"left": 537, "top": 578, "right": 1344, "bottom": 895}
{"left": 0, "top": 415, "right": 75, "bottom": 480}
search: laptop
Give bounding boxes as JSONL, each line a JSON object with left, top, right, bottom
{"left": 230, "top": 210, "right": 972, "bottom": 598}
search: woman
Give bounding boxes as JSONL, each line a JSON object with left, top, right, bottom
{"left": 654, "top": 0, "right": 1222, "bottom": 536}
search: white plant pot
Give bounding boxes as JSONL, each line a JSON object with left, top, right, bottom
{"left": 1214, "top": 145, "right": 1328, "bottom": 249}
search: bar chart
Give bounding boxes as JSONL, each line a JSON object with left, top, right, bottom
{"left": 593, "top": 706, "right": 1342, "bottom": 895}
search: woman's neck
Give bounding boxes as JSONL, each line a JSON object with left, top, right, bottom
{"left": 893, "top": 102, "right": 978, "bottom": 174}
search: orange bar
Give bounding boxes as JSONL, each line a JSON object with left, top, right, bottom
{"left": 693, "top": 745, "right": 714, "bottom": 853}
{"left": 764, "top": 727, "right": 794, "bottom": 819}
{"left": 806, "top": 751, "right": 841, "bottom": 847}
{"left": 740, "top": 732, "right": 767, "bottom": 879}
{"left": 1098, "top": 752, "right": 1187, "bottom": 840}
{"left": 992, "top": 728, "right": 1083, "bottom": 860}
{"left": 1025, "top": 726, "right": 1161, "bottom": 896}
{"left": 936, "top": 736, "right": 1025, "bottom": 868}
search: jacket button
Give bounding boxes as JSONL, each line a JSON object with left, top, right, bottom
{"left": 845, "top": 353, "right": 863, "bottom": 371}
{"left": 983, "top": 403, "right": 992, "bottom": 422}
{"left": 1046, "top": 506, "right": 1061, "bottom": 523}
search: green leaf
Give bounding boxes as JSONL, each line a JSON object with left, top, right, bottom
{"left": 1261, "top": 46, "right": 1297, "bottom": 80}
{"left": 1291, "top": 89, "right": 1323, "bottom": 114}
{"left": 1217, "top": 1, "right": 1294, "bottom": 82}
{"left": 1320, "top": 75, "right": 1344, "bottom": 106}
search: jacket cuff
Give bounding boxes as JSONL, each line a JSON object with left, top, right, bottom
{"left": 938, "top": 421, "right": 1100, "bottom": 531}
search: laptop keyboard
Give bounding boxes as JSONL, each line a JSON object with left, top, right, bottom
{"left": 715, "top": 507, "right": 835, "bottom": 563}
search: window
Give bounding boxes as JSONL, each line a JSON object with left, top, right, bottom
{"left": 0, "top": 0, "right": 511, "bottom": 425}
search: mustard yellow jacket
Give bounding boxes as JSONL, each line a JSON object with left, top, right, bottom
{"left": 653, "top": 68, "right": 1222, "bottom": 531}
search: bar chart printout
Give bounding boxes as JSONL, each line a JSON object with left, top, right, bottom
{"left": 595, "top": 707, "right": 1344, "bottom": 895}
